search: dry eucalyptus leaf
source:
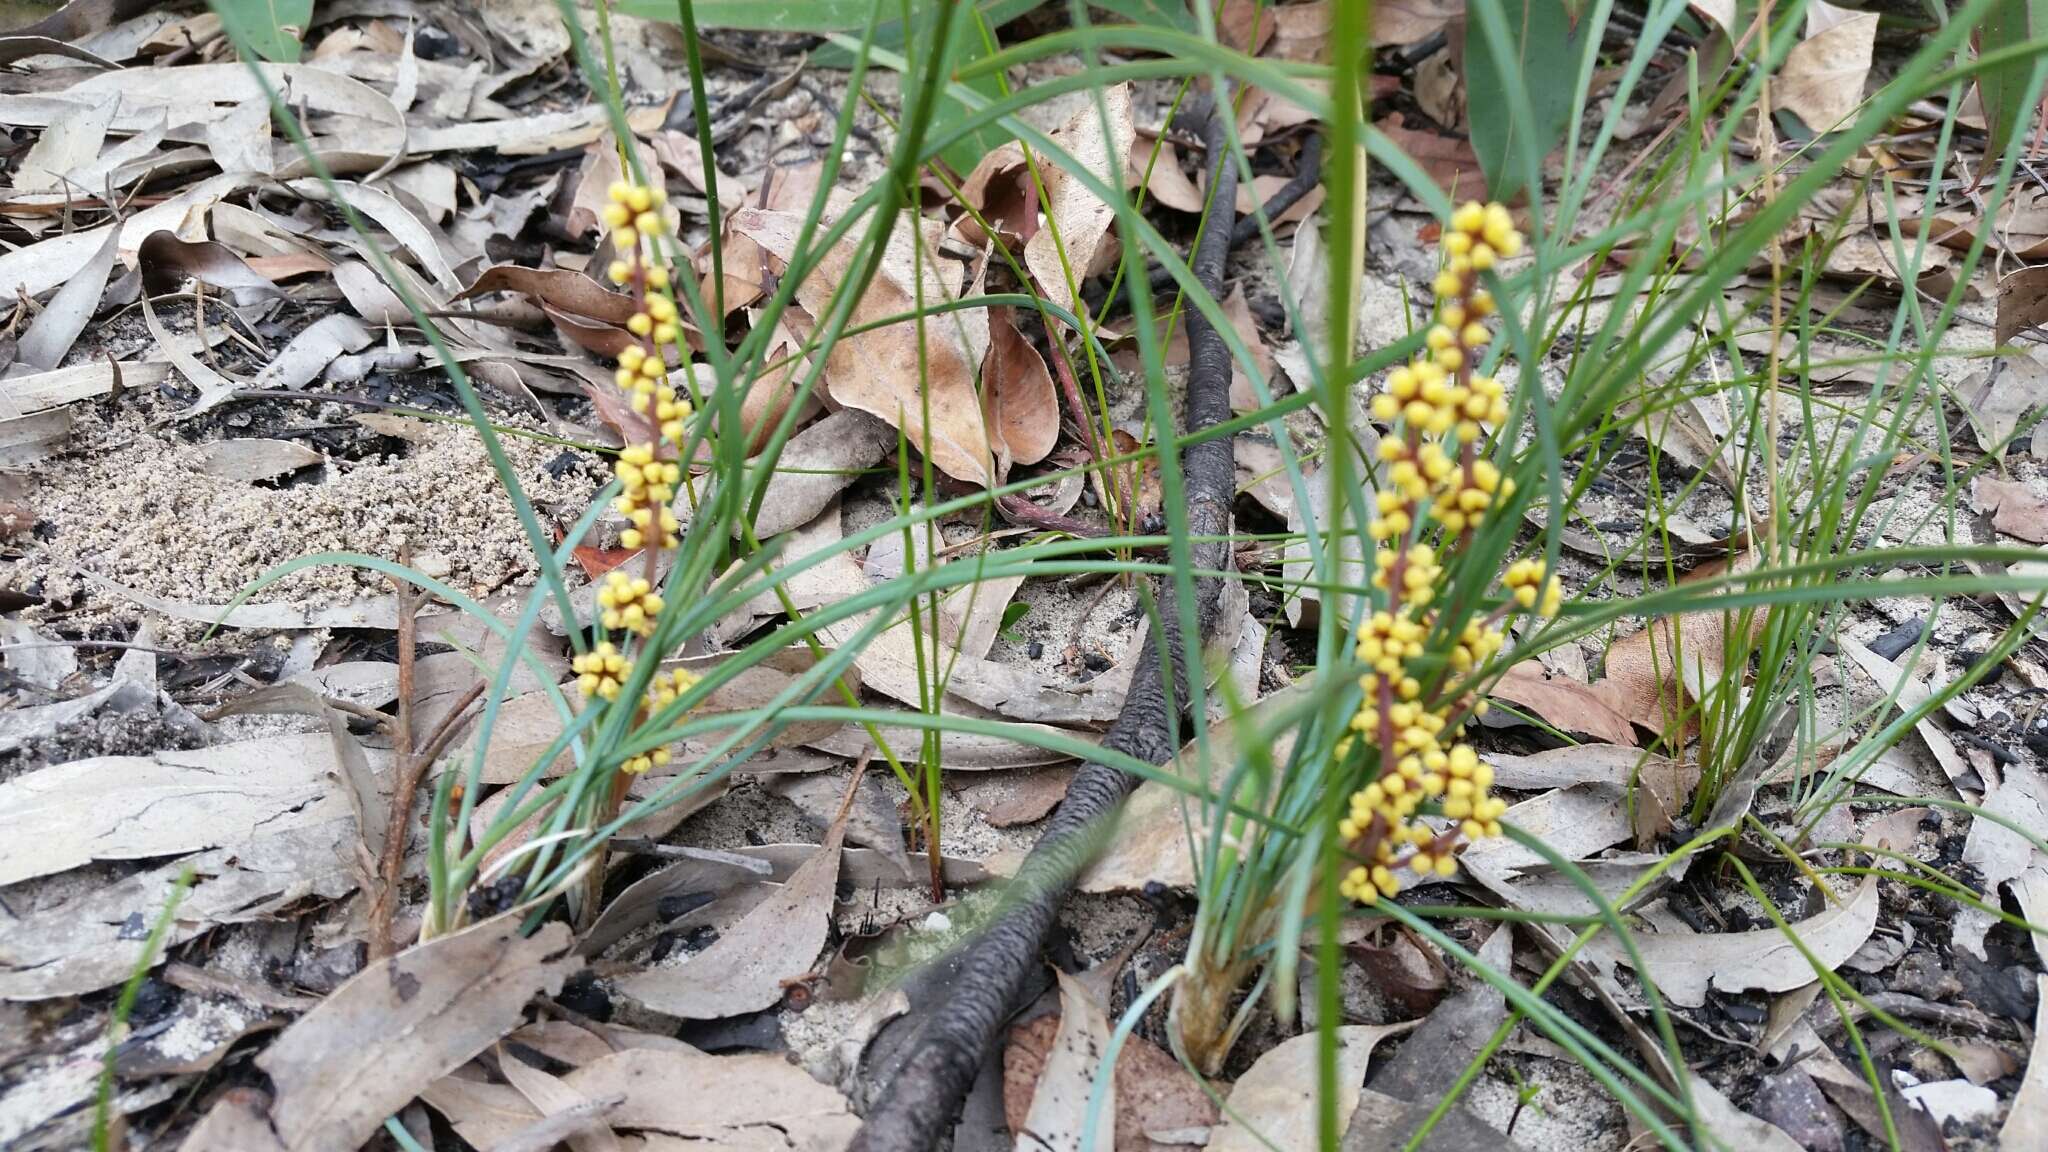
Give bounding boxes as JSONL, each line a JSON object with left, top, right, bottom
{"left": 14, "top": 225, "right": 117, "bottom": 371}
{"left": 1207, "top": 1024, "right": 1416, "bottom": 1152}
{"left": 1026, "top": 84, "right": 1136, "bottom": 317}
{"left": 14, "top": 93, "right": 114, "bottom": 192}
{"left": 1835, "top": 635, "right": 1972, "bottom": 794}
{"left": 255, "top": 314, "right": 375, "bottom": 391}
{"left": 1596, "top": 553, "right": 1764, "bottom": 737}
{"left": 458, "top": 264, "right": 638, "bottom": 326}
{"left": 1011, "top": 970, "right": 1116, "bottom": 1152}
{"left": 2002, "top": 976, "right": 2048, "bottom": 1148}
{"left": 616, "top": 782, "right": 850, "bottom": 1019}
{"left": 247, "top": 920, "right": 576, "bottom": 1152}
{"left": 0, "top": 361, "right": 172, "bottom": 416}
{"left": 195, "top": 438, "right": 324, "bottom": 482}
{"left": 1486, "top": 661, "right": 1639, "bottom": 747}
{"left": 691, "top": 408, "right": 894, "bottom": 540}
{"left": 733, "top": 207, "right": 992, "bottom": 486}
{"left": 562, "top": 1047, "right": 861, "bottom": 1150}
{"left": 1996, "top": 264, "right": 2048, "bottom": 347}
{"left": 0, "top": 730, "right": 375, "bottom": 887}
{"left": 1132, "top": 136, "right": 1204, "bottom": 213}
{"left": 982, "top": 307, "right": 1059, "bottom": 474}
{"left": 1590, "top": 872, "right": 1880, "bottom": 1008}
{"left": 1973, "top": 476, "right": 2048, "bottom": 543}
{"left": 1774, "top": 10, "right": 1877, "bottom": 133}
{"left": 0, "top": 820, "right": 361, "bottom": 1001}
{"left": 138, "top": 230, "right": 281, "bottom": 300}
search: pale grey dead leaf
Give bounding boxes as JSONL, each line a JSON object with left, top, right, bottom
{"left": 143, "top": 292, "right": 246, "bottom": 417}
{"left": 1208, "top": 1024, "right": 1416, "bottom": 1152}
{"left": 1283, "top": 466, "right": 1368, "bottom": 628}
{"left": 288, "top": 178, "right": 459, "bottom": 291}
{"left": 768, "top": 771, "right": 911, "bottom": 880}
{"left": 1774, "top": 11, "right": 1877, "bottom": 132}
{"left": 687, "top": 407, "right": 895, "bottom": 540}
{"left": 203, "top": 96, "right": 272, "bottom": 175}
{"left": 2001, "top": 975, "right": 2048, "bottom": 1148}
{"left": 15, "top": 94, "right": 114, "bottom": 192}
{"left": 562, "top": 1047, "right": 861, "bottom": 1150}
{"left": 1959, "top": 356, "right": 2048, "bottom": 455}
{"left": 0, "top": 407, "right": 72, "bottom": 465}
{"left": 616, "top": 791, "right": 848, "bottom": 1019}
{"left": 496, "top": 1048, "right": 624, "bottom": 1152}
{"left": 332, "top": 259, "right": 413, "bottom": 325}
{"left": 580, "top": 848, "right": 775, "bottom": 958}
{"left": 67, "top": 63, "right": 404, "bottom": 177}
{"left": 388, "top": 161, "right": 459, "bottom": 224}
{"left": 0, "top": 730, "right": 377, "bottom": 887}
{"left": 255, "top": 313, "right": 375, "bottom": 390}
{"left": 1025, "top": 85, "right": 1136, "bottom": 316}
{"left": 0, "top": 360, "right": 172, "bottom": 415}
{"left": 195, "top": 438, "right": 324, "bottom": 482}
{"left": 0, "top": 821, "right": 360, "bottom": 1000}
{"left": 1688, "top": 1079, "right": 1806, "bottom": 1152}
{"left": 244, "top": 920, "right": 576, "bottom": 1152}
{"left": 1955, "top": 763, "right": 2048, "bottom": 960}
{"left": 1019, "top": 969, "right": 1116, "bottom": 1152}
{"left": 1590, "top": 872, "right": 1880, "bottom": 1007}
{"left": 0, "top": 173, "right": 251, "bottom": 300}
{"left": 1836, "top": 635, "right": 1972, "bottom": 795}
{"left": 14, "top": 224, "right": 118, "bottom": 372}
{"left": 0, "top": 617, "right": 74, "bottom": 690}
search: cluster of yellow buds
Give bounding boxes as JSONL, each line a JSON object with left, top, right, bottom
{"left": 618, "top": 670, "right": 703, "bottom": 773}
{"left": 1336, "top": 202, "right": 1559, "bottom": 906}
{"left": 573, "top": 642, "right": 631, "bottom": 702}
{"left": 597, "top": 571, "right": 664, "bottom": 637}
{"left": 613, "top": 444, "right": 682, "bottom": 552}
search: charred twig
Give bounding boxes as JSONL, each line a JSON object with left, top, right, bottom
{"left": 848, "top": 89, "right": 1243, "bottom": 1152}
{"left": 1142, "top": 131, "right": 1324, "bottom": 293}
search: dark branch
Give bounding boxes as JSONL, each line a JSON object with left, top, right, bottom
{"left": 847, "top": 89, "right": 1245, "bottom": 1152}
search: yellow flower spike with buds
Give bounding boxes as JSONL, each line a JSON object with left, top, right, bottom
{"left": 572, "top": 642, "right": 631, "bottom": 701}
{"left": 1337, "top": 201, "right": 1561, "bottom": 906}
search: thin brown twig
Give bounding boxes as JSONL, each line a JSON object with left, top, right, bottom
{"left": 369, "top": 555, "right": 423, "bottom": 961}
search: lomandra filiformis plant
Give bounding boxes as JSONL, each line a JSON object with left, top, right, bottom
{"left": 1337, "top": 201, "right": 1559, "bottom": 904}
{"left": 1173, "top": 202, "right": 1563, "bottom": 1073}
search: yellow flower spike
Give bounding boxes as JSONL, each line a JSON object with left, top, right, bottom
{"left": 645, "top": 265, "right": 671, "bottom": 290}
{"left": 1461, "top": 322, "right": 1491, "bottom": 347}
{"left": 626, "top": 185, "right": 654, "bottom": 213}
{"left": 621, "top": 528, "right": 644, "bottom": 550}
{"left": 627, "top": 313, "right": 653, "bottom": 337}
{"left": 1433, "top": 345, "right": 1464, "bottom": 371}
{"left": 1452, "top": 201, "right": 1486, "bottom": 234}
{"left": 601, "top": 203, "right": 632, "bottom": 230}
{"left": 607, "top": 260, "right": 633, "bottom": 285}
{"left": 1433, "top": 270, "right": 1464, "bottom": 299}
{"left": 634, "top": 210, "right": 661, "bottom": 234}
{"left": 1468, "top": 243, "right": 1496, "bottom": 271}
{"left": 608, "top": 181, "right": 633, "bottom": 204}
{"left": 613, "top": 367, "right": 638, "bottom": 390}
{"left": 614, "top": 225, "right": 638, "bottom": 250}
{"left": 640, "top": 357, "right": 665, "bottom": 379}
{"left": 1426, "top": 325, "right": 1456, "bottom": 352}
{"left": 646, "top": 294, "right": 677, "bottom": 322}
{"left": 653, "top": 322, "right": 679, "bottom": 346}
{"left": 1370, "top": 393, "right": 1400, "bottom": 422}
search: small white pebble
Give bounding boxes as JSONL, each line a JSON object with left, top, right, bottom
{"left": 921, "top": 911, "right": 952, "bottom": 934}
